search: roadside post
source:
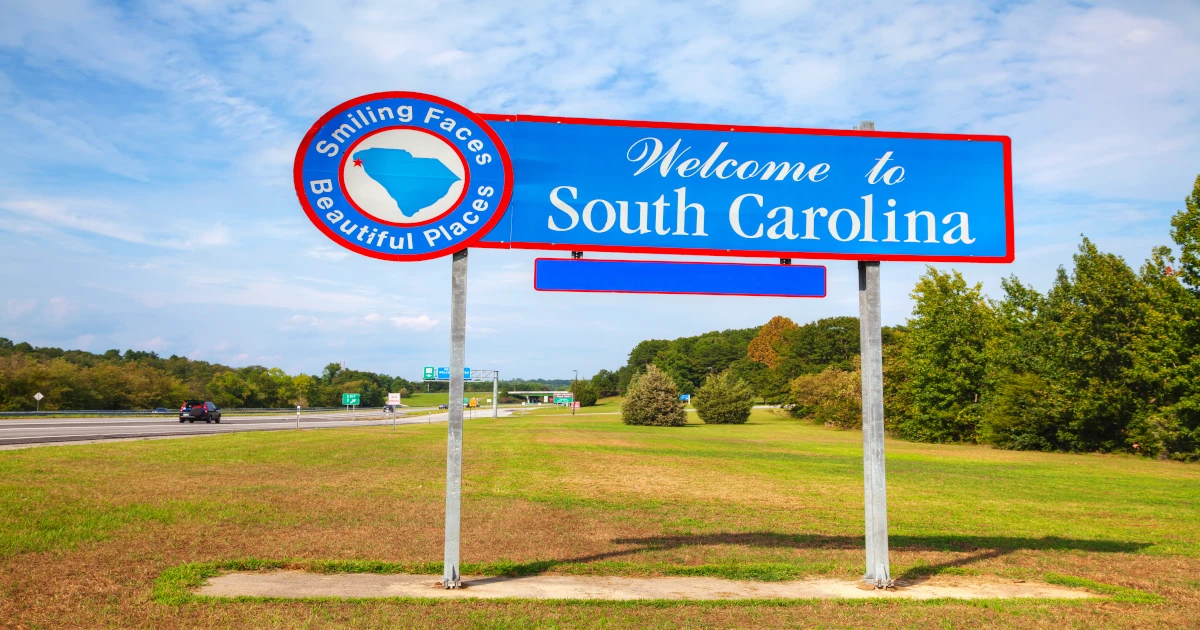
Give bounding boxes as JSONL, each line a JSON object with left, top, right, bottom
{"left": 388, "top": 392, "right": 402, "bottom": 429}
{"left": 295, "top": 91, "right": 1010, "bottom": 590}
{"left": 443, "top": 248, "right": 468, "bottom": 588}
{"left": 34, "top": 392, "right": 43, "bottom": 412}
{"left": 296, "top": 405, "right": 300, "bottom": 430}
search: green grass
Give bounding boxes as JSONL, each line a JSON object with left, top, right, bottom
{"left": 2, "top": 409, "right": 1199, "bottom": 627}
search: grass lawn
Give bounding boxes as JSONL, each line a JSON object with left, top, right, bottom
{"left": 1, "top": 409, "right": 1198, "bottom": 628}
{"left": 400, "top": 391, "right": 502, "bottom": 408}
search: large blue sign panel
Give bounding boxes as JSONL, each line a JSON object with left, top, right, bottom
{"left": 478, "top": 115, "right": 1012, "bottom": 263}
{"left": 534, "top": 258, "right": 826, "bottom": 298}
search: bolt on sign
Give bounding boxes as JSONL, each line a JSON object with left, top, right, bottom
{"left": 294, "top": 91, "right": 1013, "bottom": 589}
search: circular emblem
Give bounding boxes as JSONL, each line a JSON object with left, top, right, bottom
{"left": 294, "top": 92, "right": 512, "bottom": 261}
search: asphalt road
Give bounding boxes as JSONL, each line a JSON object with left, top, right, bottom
{"left": 0, "top": 407, "right": 515, "bottom": 448}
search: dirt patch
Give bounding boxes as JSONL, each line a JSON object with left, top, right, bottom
{"left": 198, "top": 571, "right": 1097, "bottom": 601}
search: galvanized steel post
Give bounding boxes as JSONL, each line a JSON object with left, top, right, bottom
{"left": 859, "top": 260, "right": 891, "bottom": 587}
{"left": 492, "top": 371, "right": 499, "bottom": 419}
{"left": 442, "top": 248, "right": 468, "bottom": 588}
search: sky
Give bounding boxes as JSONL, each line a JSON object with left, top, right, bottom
{"left": 1, "top": 0, "right": 1199, "bottom": 380}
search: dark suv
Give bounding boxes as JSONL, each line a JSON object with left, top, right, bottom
{"left": 180, "top": 401, "right": 222, "bottom": 423}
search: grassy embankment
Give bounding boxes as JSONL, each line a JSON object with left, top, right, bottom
{"left": 1, "top": 408, "right": 1198, "bottom": 627}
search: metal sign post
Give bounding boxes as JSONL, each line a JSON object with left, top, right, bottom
{"left": 859, "top": 261, "right": 891, "bottom": 587}
{"left": 492, "top": 371, "right": 499, "bottom": 419}
{"left": 34, "top": 392, "right": 43, "bottom": 412}
{"left": 443, "top": 248, "right": 468, "bottom": 588}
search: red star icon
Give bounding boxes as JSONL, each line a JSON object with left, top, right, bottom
{"left": 352, "top": 158, "right": 363, "bottom": 167}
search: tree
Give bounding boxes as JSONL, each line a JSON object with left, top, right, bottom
{"left": 893, "top": 268, "right": 994, "bottom": 443}
{"left": 571, "top": 380, "right": 599, "bottom": 407}
{"left": 791, "top": 363, "right": 861, "bottom": 430}
{"left": 207, "top": 371, "right": 251, "bottom": 408}
{"left": 694, "top": 370, "right": 753, "bottom": 424}
{"left": 621, "top": 365, "right": 687, "bottom": 426}
{"left": 746, "top": 316, "right": 798, "bottom": 368}
{"left": 589, "top": 369, "right": 620, "bottom": 397}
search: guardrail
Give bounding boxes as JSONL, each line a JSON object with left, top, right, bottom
{"left": 0, "top": 407, "right": 350, "bottom": 418}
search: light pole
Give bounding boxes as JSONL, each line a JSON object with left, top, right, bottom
{"left": 571, "top": 369, "right": 578, "bottom": 416}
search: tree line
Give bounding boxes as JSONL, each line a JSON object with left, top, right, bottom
{"left": 604, "top": 175, "right": 1200, "bottom": 461}
{"left": 0, "top": 341, "right": 567, "bottom": 411}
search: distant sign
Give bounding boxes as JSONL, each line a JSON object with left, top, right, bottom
{"left": 572, "top": 402, "right": 581, "bottom": 409}
{"left": 553, "top": 395, "right": 573, "bottom": 404}
{"left": 33, "top": 392, "right": 43, "bottom": 401}
{"left": 679, "top": 394, "right": 691, "bottom": 402}
{"left": 387, "top": 393, "right": 402, "bottom": 405}
{"left": 434, "top": 367, "right": 471, "bottom": 380}
{"left": 342, "top": 393, "right": 360, "bottom": 406}
{"left": 423, "top": 366, "right": 435, "bottom": 380}
{"left": 476, "top": 115, "right": 1012, "bottom": 263}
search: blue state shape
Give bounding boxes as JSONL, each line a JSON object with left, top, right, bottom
{"left": 353, "top": 148, "right": 461, "bottom": 216}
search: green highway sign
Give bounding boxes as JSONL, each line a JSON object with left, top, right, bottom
{"left": 342, "top": 393, "right": 360, "bottom": 406}
{"left": 553, "top": 396, "right": 573, "bottom": 404}
{"left": 423, "top": 366, "right": 435, "bottom": 380}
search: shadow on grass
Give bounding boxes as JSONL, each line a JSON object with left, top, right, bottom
{"left": 483, "top": 533, "right": 1151, "bottom": 582}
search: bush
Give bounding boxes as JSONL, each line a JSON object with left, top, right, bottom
{"left": 790, "top": 366, "right": 861, "bottom": 429}
{"left": 694, "top": 371, "right": 753, "bottom": 424}
{"left": 621, "top": 365, "right": 687, "bottom": 426}
{"left": 981, "top": 373, "right": 1065, "bottom": 451}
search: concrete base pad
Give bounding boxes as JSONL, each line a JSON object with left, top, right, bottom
{"left": 198, "top": 571, "right": 1095, "bottom": 601}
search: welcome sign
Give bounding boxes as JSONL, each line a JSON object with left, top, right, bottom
{"left": 295, "top": 93, "right": 1012, "bottom": 264}
{"left": 477, "top": 116, "right": 1012, "bottom": 262}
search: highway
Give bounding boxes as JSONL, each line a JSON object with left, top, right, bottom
{"left": 0, "top": 407, "right": 516, "bottom": 449}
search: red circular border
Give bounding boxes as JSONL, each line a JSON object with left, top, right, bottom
{"left": 338, "top": 126, "right": 470, "bottom": 228}
{"left": 293, "top": 91, "right": 514, "bottom": 262}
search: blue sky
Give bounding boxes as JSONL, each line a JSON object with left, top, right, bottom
{"left": 1, "top": 0, "right": 1199, "bottom": 380}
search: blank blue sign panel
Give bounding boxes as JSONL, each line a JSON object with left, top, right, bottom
{"left": 534, "top": 258, "right": 826, "bottom": 298}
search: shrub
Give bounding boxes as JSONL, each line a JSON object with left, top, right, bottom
{"left": 790, "top": 366, "right": 861, "bottom": 429}
{"left": 694, "top": 371, "right": 753, "bottom": 424}
{"left": 621, "top": 365, "right": 687, "bottom": 426}
{"left": 981, "top": 373, "right": 1064, "bottom": 451}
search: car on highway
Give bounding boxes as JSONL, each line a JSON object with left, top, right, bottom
{"left": 438, "top": 404, "right": 448, "bottom": 409}
{"left": 152, "top": 408, "right": 170, "bottom": 414}
{"left": 180, "top": 401, "right": 222, "bottom": 423}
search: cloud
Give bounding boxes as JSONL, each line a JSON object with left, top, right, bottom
{"left": 47, "top": 296, "right": 71, "bottom": 320}
{"left": 6, "top": 298, "right": 36, "bottom": 318}
{"left": 0, "top": 199, "right": 150, "bottom": 244}
{"left": 389, "top": 315, "right": 438, "bottom": 332}
{"left": 307, "top": 246, "right": 350, "bottom": 261}
{"left": 139, "top": 336, "right": 167, "bottom": 351}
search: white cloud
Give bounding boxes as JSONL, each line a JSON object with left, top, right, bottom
{"left": 307, "top": 246, "right": 350, "bottom": 261}
{"left": 6, "top": 298, "right": 36, "bottom": 318}
{"left": 389, "top": 314, "right": 438, "bottom": 332}
{"left": 47, "top": 296, "right": 71, "bottom": 320}
{"left": 364, "top": 313, "right": 383, "bottom": 322}
{"left": 139, "top": 336, "right": 167, "bottom": 351}
{"left": 0, "top": 199, "right": 150, "bottom": 244}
